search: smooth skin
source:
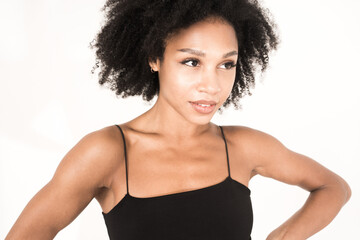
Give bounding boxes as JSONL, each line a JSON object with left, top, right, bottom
{"left": 6, "top": 17, "right": 351, "bottom": 240}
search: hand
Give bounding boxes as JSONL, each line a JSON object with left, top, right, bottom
{"left": 266, "top": 226, "right": 304, "bottom": 240}
{"left": 266, "top": 227, "right": 287, "bottom": 240}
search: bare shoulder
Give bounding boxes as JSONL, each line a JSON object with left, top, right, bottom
{"left": 222, "top": 125, "right": 350, "bottom": 194}
{"left": 223, "top": 124, "right": 284, "bottom": 152}
{"left": 4, "top": 125, "right": 125, "bottom": 239}
{"left": 221, "top": 125, "right": 279, "bottom": 177}
{"left": 53, "top": 125, "right": 124, "bottom": 189}
{"left": 222, "top": 124, "right": 274, "bottom": 139}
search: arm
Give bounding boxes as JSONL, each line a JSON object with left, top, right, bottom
{"left": 5, "top": 126, "right": 120, "bottom": 240}
{"left": 241, "top": 127, "right": 351, "bottom": 240}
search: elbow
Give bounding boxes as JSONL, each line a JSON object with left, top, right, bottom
{"left": 333, "top": 174, "right": 351, "bottom": 205}
{"left": 343, "top": 179, "right": 351, "bottom": 204}
{"left": 335, "top": 176, "right": 352, "bottom": 205}
{"left": 314, "top": 176, "right": 352, "bottom": 206}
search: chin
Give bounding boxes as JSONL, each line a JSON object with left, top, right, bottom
{"left": 189, "top": 114, "right": 215, "bottom": 126}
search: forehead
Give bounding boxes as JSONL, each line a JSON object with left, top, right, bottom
{"left": 164, "top": 18, "right": 238, "bottom": 53}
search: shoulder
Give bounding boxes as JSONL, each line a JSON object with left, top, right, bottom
{"left": 221, "top": 125, "right": 287, "bottom": 175}
{"left": 71, "top": 125, "right": 124, "bottom": 163}
{"left": 221, "top": 125, "right": 281, "bottom": 150}
{"left": 79, "top": 125, "right": 124, "bottom": 153}
{"left": 53, "top": 125, "right": 125, "bottom": 189}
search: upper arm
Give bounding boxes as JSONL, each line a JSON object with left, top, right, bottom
{"left": 238, "top": 127, "right": 350, "bottom": 195}
{"left": 6, "top": 126, "right": 121, "bottom": 240}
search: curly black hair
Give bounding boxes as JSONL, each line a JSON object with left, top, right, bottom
{"left": 91, "top": 0, "right": 279, "bottom": 111}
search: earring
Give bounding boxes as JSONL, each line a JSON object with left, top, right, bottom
{"left": 150, "top": 67, "right": 155, "bottom": 73}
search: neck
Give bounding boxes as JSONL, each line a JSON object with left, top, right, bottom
{"left": 129, "top": 98, "right": 215, "bottom": 140}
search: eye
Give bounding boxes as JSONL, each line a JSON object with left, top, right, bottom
{"left": 220, "top": 61, "right": 237, "bottom": 69}
{"left": 181, "top": 59, "right": 200, "bottom": 67}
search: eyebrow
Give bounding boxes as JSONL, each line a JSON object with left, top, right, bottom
{"left": 177, "top": 48, "right": 238, "bottom": 58}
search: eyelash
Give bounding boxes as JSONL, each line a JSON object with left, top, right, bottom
{"left": 180, "top": 58, "right": 237, "bottom": 69}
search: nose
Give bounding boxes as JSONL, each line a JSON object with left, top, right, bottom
{"left": 197, "top": 67, "right": 221, "bottom": 94}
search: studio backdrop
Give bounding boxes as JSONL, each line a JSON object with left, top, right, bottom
{"left": 0, "top": 0, "right": 359, "bottom": 239}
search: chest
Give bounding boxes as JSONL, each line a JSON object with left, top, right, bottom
{"left": 124, "top": 135, "right": 230, "bottom": 197}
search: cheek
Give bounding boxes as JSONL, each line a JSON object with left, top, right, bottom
{"left": 160, "top": 62, "right": 196, "bottom": 92}
{"left": 220, "top": 72, "right": 236, "bottom": 96}
{"left": 159, "top": 63, "right": 194, "bottom": 98}
{"left": 159, "top": 60, "right": 236, "bottom": 100}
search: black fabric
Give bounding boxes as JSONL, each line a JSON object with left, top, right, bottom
{"left": 102, "top": 125, "right": 253, "bottom": 240}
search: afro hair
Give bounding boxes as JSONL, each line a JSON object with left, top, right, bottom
{"left": 91, "top": 0, "right": 279, "bottom": 111}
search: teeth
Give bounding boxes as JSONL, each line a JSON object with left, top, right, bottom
{"left": 196, "top": 103, "right": 211, "bottom": 107}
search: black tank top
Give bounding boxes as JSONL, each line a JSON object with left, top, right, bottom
{"left": 102, "top": 125, "right": 253, "bottom": 240}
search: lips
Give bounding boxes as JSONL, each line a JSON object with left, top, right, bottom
{"left": 190, "top": 100, "right": 217, "bottom": 106}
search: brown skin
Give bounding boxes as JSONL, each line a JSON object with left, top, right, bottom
{"left": 6, "top": 17, "right": 351, "bottom": 240}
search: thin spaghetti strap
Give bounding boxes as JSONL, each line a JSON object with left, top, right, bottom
{"left": 115, "top": 125, "right": 129, "bottom": 195}
{"left": 219, "top": 125, "right": 231, "bottom": 178}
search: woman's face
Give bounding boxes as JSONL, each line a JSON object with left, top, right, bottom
{"left": 150, "top": 17, "right": 238, "bottom": 125}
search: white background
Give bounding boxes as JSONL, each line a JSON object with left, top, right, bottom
{"left": 1, "top": 0, "right": 359, "bottom": 239}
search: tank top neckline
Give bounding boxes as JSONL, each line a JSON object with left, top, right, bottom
{"left": 102, "top": 124, "right": 251, "bottom": 216}
{"left": 124, "top": 175, "right": 250, "bottom": 200}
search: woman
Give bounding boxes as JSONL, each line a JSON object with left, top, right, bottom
{"left": 6, "top": 0, "right": 351, "bottom": 239}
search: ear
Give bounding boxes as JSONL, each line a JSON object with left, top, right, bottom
{"left": 148, "top": 57, "right": 160, "bottom": 72}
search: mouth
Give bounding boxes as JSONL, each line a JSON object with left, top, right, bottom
{"left": 190, "top": 100, "right": 217, "bottom": 106}
{"left": 192, "top": 103, "right": 215, "bottom": 107}
{"left": 189, "top": 101, "right": 217, "bottom": 114}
